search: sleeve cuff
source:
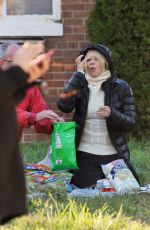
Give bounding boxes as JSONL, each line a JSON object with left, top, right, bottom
{"left": 28, "top": 112, "right": 37, "bottom": 126}
{"left": 64, "top": 71, "right": 86, "bottom": 92}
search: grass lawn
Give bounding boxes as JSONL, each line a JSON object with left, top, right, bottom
{"left": 1, "top": 139, "right": 150, "bottom": 230}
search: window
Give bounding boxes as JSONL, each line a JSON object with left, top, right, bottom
{"left": 7, "top": 0, "right": 53, "bottom": 16}
{"left": 0, "top": 0, "right": 63, "bottom": 36}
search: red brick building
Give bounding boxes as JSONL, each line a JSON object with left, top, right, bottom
{"left": 0, "top": 0, "right": 95, "bottom": 142}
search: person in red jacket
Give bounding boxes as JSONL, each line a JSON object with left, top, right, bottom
{"left": 16, "top": 85, "right": 64, "bottom": 137}
{"left": 0, "top": 42, "right": 64, "bottom": 138}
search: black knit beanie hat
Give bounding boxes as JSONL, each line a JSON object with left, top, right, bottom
{"left": 80, "top": 44, "right": 113, "bottom": 73}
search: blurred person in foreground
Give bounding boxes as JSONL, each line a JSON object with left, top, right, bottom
{"left": 0, "top": 42, "right": 64, "bottom": 139}
{"left": 0, "top": 39, "right": 51, "bottom": 224}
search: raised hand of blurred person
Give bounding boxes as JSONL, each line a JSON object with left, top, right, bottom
{"left": 25, "top": 53, "right": 50, "bottom": 83}
{"left": 13, "top": 43, "right": 50, "bottom": 83}
{"left": 13, "top": 43, "right": 44, "bottom": 70}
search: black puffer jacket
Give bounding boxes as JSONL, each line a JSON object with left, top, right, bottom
{"left": 57, "top": 71, "right": 136, "bottom": 161}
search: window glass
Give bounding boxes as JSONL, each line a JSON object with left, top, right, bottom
{"left": 7, "top": 0, "right": 52, "bottom": 15}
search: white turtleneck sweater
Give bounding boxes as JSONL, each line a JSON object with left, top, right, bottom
{"left": 78, "top": 70, "right": 116, "bottom": 155}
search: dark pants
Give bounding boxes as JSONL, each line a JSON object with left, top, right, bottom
{"left": 70, "top": 150, "right": 120, "bottom": 188}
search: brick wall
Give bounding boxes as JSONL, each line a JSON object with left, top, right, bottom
{"left": 22, "top": 0, "right": 95, "bottom": 143}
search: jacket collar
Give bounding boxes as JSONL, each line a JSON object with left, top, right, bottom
{"left": 101, "top": 75, "right": 118, "bottom": 90}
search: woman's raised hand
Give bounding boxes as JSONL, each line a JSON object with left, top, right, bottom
{"left": 76, "top": 55, "right": 86, "bottom": 72}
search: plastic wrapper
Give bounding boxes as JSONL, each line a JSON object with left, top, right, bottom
{"left": 96, "top": 179, "right": 116, "bottom": 192}
{"left": 101, "top": 159, "right": 140, "bottom": 194}
{"left": 25, "top": 163, "right": 72, "bottom": 185}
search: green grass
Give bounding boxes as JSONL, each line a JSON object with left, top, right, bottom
{"left": 21, "top": 142, "right": 50, "bottom": 164}
{"left": 1, "top": 139, "right": 150, "bottom": 229}
{"left": 129, "top": 139, "right": 150, "bottom": 184}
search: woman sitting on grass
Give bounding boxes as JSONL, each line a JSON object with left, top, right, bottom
{"left": 57, "top": 44, "right": 140, "bottom": 188}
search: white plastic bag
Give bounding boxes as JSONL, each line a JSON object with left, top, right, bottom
{"left": 101, "top": 159, "right": 140, "bottom": 194}
{"left": 37, "top": 145, "right": 52, "bottom": 168}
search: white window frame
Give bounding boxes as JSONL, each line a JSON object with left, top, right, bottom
{"left": 0, "top": 0, "right": 63, "bottom": 36}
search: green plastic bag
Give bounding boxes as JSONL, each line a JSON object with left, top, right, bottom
{"left": 51, "top": 122, "right": 78, "bottom": 171}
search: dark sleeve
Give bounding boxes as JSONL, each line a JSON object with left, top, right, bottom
{"left": 0, "top": 66, "right": 29, "bottom": 107}
{"left": 107, "top": 82, "right": 136, "bottom": 132}
{"left": 57, "top": 71, "right": 86, "bottom": 113}
{"left": 57, "top": 97, "right": 76, "bottom": 113}
{"left": 64, "top": 71, "right": 86, "bottom": 92}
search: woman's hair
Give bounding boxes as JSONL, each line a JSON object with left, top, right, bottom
{"left": 84, "top": 50, "right": 109, "bottom": 72}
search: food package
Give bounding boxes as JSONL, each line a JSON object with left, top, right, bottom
{"left": 101, "top": 159, "right": 140, "bottom": 194}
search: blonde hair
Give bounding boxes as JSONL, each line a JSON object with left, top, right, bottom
{"left": 84, "top": 50, "right": 109, "bottom": 71}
